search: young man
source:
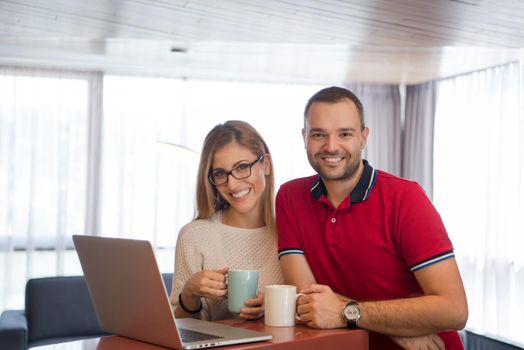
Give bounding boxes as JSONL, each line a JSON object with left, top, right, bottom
{"left": 276, "top": 86, "right": 468, "bottom": 350}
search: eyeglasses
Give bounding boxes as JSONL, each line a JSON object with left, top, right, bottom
{"left": 208, "top": 154, "right": 264, "bottom": 186}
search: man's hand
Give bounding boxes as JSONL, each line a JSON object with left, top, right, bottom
{"left": 297, "top": 284, "right": 347, "bottom": 329}
{"left": 390, "top": 334, "right": 445, "bottom": 350}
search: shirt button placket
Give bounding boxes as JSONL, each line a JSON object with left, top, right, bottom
{"left": 325, "top": 214, "right": 339, "bottom": 245}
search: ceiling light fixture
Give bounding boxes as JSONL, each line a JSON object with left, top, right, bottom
{"left": 170, "top": 47, "right": 188, "bottom": 53}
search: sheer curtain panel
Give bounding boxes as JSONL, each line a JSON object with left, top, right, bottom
{"left": 403, "top": 81, "right": 437, "bottom": 198}
{"left": 433, "top": 62, "right": 524, "bottom": 345}
{"left": 0, "top": 68, "right": 101, "bottom": 310}
{"left": 346, "top": 84, "right": 402, "bottom": 175}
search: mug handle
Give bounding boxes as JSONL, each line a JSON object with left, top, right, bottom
{"left": 295, "top": 293, "right": 305, "bottom": 321}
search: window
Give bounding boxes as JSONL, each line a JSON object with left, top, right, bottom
{"left": 0, "top": 70, "right": 92, "bottom": 308}
{"left": 0, "top": 70, "right": 321, "bottom": 310}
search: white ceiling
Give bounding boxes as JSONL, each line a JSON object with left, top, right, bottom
{"left": 1, "top": 0, "right": 523, "bottom": 84}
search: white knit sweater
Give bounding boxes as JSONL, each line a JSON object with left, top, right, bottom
{"left": 170, "top": 213, "right": 284, "bottom": 321}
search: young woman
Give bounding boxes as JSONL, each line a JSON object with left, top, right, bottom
{"left": 170, "top": 120, "right": 284, "bottom": 321}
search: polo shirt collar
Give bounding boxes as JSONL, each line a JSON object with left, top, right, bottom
{"left": 310, "top": 159, "right": 377, "bottom": 203}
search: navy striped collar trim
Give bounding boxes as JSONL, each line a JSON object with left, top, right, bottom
{"left": 310, "top": 159, "right": 377, "bottom": 203}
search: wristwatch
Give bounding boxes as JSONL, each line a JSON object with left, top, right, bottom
{"left": 342, "top": 301, "right": 361, "bottom": 329}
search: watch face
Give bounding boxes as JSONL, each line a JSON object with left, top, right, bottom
{"left": 344, "top": 304, "right": 360, "bottom": 321}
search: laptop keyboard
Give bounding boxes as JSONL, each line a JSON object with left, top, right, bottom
{"left": 178, "top": 328, "right": 224, "bottom": 343}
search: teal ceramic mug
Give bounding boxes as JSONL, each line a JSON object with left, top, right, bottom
{"left": 227, "top": 270, "right": 259, "bottom": 314}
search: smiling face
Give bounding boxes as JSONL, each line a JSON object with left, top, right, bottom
{"left": 211, "top": 142, "right": 270, "bottom": 226}
{"left": 303, "top": 99, "right": 369, "bottom": 183}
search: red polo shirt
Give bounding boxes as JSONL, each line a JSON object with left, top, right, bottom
{"left": 276, "top": 160, "right": 463, "bottom": 350}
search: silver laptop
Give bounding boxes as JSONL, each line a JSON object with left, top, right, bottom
{"left": 73, "top": 235, "right": 272, "bottom": 349}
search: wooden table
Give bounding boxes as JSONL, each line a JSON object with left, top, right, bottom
{"left": 36, "top": 318, "right": 368, "bottom": 350}
{"left": 217, "top": 318, "right": 368, "bottom": 349}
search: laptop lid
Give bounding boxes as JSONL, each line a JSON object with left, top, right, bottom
{"left": 72, "top": 235, "right": 272, "bottom": 349}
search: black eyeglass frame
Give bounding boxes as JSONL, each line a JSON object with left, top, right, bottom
{"left": 208, "top": 154, "right": 265, "bottom": 186}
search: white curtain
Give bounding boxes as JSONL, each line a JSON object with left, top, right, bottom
{"left": 0, "top": 67, "right": 102, "bottom": 310}
{"left": 346, "top": 83, "right": 402, "bottom": 175}
{"left": 403, "top": 81, "right": 436, "bottom": 198}
{"left": 100, "top": 76, "right": 194, "bottom": 249}
{"left": 433, "top": 62, "right": 524, "bottom": 345}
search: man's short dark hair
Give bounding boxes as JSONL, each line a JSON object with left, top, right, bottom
{"left": 304, "top": 86, "right": 365, "bottom": 131}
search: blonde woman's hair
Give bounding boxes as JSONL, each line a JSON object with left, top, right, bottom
{"left": 195, "top": 120, "right": 276, "bottom": 235}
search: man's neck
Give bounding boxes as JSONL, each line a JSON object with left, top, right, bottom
{"left": 323, "top": 163, "right": 364, "bottom": 208}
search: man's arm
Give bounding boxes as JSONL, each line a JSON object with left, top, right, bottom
{"left": 279, "top": 254, "right": 316, "bottom": 291}
{"left": 297, "top": 258, "right": 468, "bottom": 336}
{"left": 356, "top": 258, "right": 468, "bottom": 336}
{"left": 280, "top": 254, "right": 352, "bottom": 301}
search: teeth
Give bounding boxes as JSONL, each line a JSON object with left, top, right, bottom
{"left": 324, "top": 157, "right": 343, "bottom": 163}
{"left": 231, "top": 189, "right": 250, "bottom": 198}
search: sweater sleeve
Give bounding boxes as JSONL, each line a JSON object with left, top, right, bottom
{"left": 169, "top": 223, "right": 210, "bottom": 319}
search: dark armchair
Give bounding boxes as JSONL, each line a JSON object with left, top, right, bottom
{"left": 0, "top": 273, "right": 173, "bottom": 350}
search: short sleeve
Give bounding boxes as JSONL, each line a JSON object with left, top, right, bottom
{"left": 276, "top": 185, "right": 304, "bottom": 258}
{"left": 396, "top": 183, "right": 454, "bottom": 271}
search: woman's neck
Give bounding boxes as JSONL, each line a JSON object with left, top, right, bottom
{"left": 221, "top": 208, "right": 265, "bottom": 229}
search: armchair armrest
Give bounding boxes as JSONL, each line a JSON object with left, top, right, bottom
{"left": 0, "top": 310, "right": 28, "bottom": 350}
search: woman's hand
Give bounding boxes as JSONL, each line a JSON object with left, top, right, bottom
{"left": 239, "top": 292, "right": 264, "bottom": 319}
{"left": 183, "top": 267, "right": 229, "bottom": 302}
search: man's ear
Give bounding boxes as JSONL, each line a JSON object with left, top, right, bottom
{"left": 302, "top": 128, "right": 306, "bottom": 148}
{"left": 361, "top": 127, "right": 369, "bottom": 149}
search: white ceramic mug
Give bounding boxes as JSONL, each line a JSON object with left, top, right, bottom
{"left": 264, "top": 285, "right": 304, "bottom": 327}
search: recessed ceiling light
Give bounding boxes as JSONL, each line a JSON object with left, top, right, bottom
{"left": 170, "top": 47, "right": 188, "bottom": 53}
